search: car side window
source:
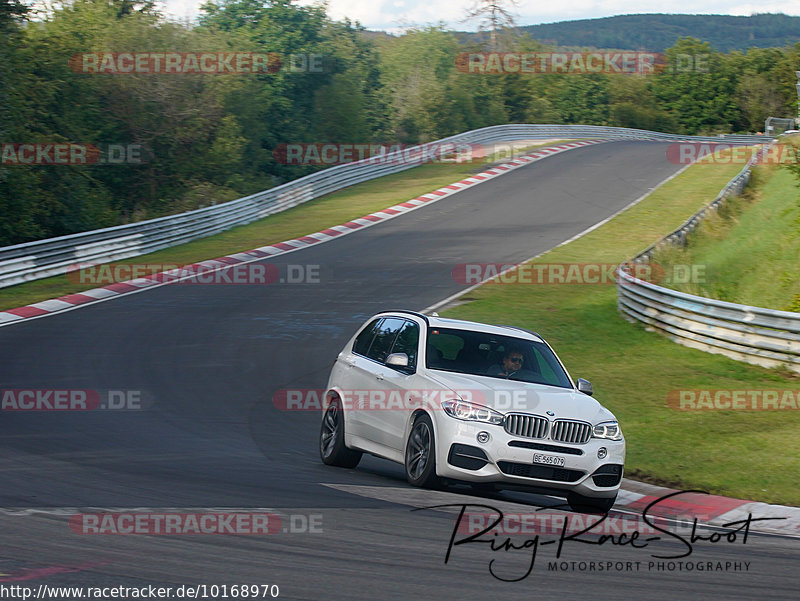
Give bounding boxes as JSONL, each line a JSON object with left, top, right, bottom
{"left": 353, "top": 319, "right": 383, "bottom": 357}
{"left": 390, "top": 320, "right": 420, "bottom": 370}
{"left": 365, "top": 317, "right": 405, "bottom": 363}
{"left": 429, "top": 332, "right": 464, "bottom": 360}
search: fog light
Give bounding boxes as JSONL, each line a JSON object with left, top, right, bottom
{"left": 477, "top": 431, "right": 490, "bottom": 444}
{"left": 597, "top": 447, "right": 607, "bottom": 459}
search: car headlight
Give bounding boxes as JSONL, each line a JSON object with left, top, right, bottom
{"left": 441, "top": 399, "right": 504, "bottom": 425}
{"left": 593, "top": 421, "right": 623, "bottom": 441}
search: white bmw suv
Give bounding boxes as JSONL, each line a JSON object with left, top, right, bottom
{"left": 319, "top": 311, "right": 625, "bottom": 512}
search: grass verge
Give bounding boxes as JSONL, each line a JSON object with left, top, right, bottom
{"left": 440, "top": 159, "right": 800, "bottom": 506}
{"left": 652, "top": 164, "right": 800, "bottom": 311}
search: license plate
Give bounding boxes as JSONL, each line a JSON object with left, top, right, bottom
{"left": 533, "top": 453, "right": 565, "bottom": 467}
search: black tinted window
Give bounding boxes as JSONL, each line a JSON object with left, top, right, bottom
{"left": 366, "top": 318, "right": 405, "bottom": 363}
{"left": 425, "top": 327, "right": 572, "bottom": 388}
{"left": 353, "top": 319, "right": 383, "bottom": 357}
{"left": 390, "top": 320, "right": 420, "bottom": 369}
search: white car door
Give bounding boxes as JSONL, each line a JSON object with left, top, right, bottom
{"left": 370, "top": 319, "right": 421, "bottom": 453}
{"left": 341, "top": 317, "right": 384, "bottom": 441}
{"left": 346, "top": 317, "right": 407, "bottom": 448}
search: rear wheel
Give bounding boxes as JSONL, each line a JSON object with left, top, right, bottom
{"left": 567, "top": 492, "right": 617, "bottom": 514}
{"left": 405, "top": 413, "right": 439, "bottom": 488}
{"left": 319, "top": 397, "right": 362, "bottom": 468}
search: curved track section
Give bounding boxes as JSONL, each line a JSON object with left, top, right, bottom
{"left": 1, "top": 141, "right": 796, "bottom": 599}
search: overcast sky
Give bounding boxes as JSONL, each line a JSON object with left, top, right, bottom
{"left": 158, "top": 0, "right": 800, "bottom": 31}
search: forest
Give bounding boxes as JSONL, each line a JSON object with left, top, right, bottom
{"left": 0, "top": 0, "right": 798, "bottom": 246}
{"left": 511, "top": 13, "right": 800, "bottom": 53}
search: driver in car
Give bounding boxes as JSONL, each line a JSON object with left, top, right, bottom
{"left": 486, "top": 348, "right": 526, "bottom": 378}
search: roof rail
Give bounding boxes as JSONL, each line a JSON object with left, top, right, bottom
{"left": 378, "top": 310, "right": 430, "bottom": 324}
{"left": 495, "top": 324, "right": 542, "bottom": 338}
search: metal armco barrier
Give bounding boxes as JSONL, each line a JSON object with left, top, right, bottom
{"left": 0, "top": 124, "right": 769, "bottom": 288}
{"left": 618, "top": 143, "right": 800, "bottom": 372}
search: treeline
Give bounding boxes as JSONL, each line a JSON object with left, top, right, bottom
{"left": 512, "top": 13, "right": 800, "bottom": 53}
{"left": 0, "top": 0, "right": 798, "bottom": 246}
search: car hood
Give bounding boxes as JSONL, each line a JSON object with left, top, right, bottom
{"left": 426, "top": 370, "right": 616, "bottom": 423}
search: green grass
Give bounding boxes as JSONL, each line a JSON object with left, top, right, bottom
{"left": 0, "top": 140, "right": 562, "bottom": 311}
{"left": 440, "top": 159, "right": 800, "bottom": 506}
{"left": 652, "top": 165, "right": 800, "bottom": 311}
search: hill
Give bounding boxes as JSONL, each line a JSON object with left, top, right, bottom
{"left": 507, "top": 13, "right": 800, "bottom": 52}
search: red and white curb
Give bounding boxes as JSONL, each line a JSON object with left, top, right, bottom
{"left": 617, "top": 478, "right": 800, "bottom": 537}
{"left": 0, "top": 140, "right": 607, "bottom": 328}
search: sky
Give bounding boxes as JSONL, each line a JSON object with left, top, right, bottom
{"left": 158, "top": 0, "right": 800, "bottom": 31}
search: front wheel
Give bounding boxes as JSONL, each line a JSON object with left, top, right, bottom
{"left": 405, "top": 413, "right": 439, "bottom": 488}
{"left": 319, "top": 397, "right": 362, "bottom": 468}
{"left": 567, "top": 491, "right": 617, "bottom": 514}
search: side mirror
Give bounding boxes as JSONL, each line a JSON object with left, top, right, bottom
{"left": 386, "top": 353, "right": 410, "bottom": 368}
{"left": 576, "top": 378, "right": 593, "bottom": 396}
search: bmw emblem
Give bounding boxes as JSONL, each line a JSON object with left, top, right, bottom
{"left": 546, "top": 411, "right": 555, "bottom": 416}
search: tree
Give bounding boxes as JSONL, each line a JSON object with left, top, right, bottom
{"left": 313, "top": 72, "right": 370, "bottom": 143}
{"left": 463, "top": 0, "right": 518, "bottom": 51}
{"left": 0, "top": 0, "right": 27, "bottom": 33}
{"left": 553, "top": 75, "right": 611, "bottom": 125}
{"left": 378, "top": 27, "right": 507, "bottom": 143}
{"left": 651, "top": 38, "right": 739, "bottom": 134}
{"left": 112, "top": 0, "right": 157, "bottom": 18}
{"left": 729, "top": 47, "right": 798, "bottom": 131}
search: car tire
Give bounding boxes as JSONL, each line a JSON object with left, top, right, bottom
{"left": 319, "top": 397, "right": 362, "bottom": 468}
{"left": 567, "top": 491, "right": 617, "bottom": 514}
{"left": 405, "top": 413, "right": 439, "bottom": 488}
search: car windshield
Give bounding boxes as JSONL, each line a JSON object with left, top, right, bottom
{"left": 426, "top": 327, "right": 573, "bottom": 389}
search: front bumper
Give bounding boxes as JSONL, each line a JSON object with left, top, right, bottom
{"left": 433, "top": 415, "right": 626, "bottom": 498}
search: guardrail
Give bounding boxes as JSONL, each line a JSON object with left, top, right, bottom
{"left": 618, "top": 143, "right": 800, "bottom": 372}
{"left": 0, "top": 124, "right": 769, "bottom": 288}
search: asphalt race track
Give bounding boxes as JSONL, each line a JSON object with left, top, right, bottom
{"left": 1, "top": 141, "right": 797, "bottom": 600}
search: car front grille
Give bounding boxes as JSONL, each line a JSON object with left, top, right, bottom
{"left": 505, "top": 414, "right": 592, "bottom": 444}
{"left": 504, "top": 413, "right": 548, "bottom": 439}
{"left": 550, "top": 420, "right": 592, "bottom": 444}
